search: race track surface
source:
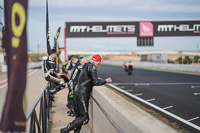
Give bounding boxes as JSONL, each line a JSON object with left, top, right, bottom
{"left": 98, "top": 65, "right": 200, "bottom": 126}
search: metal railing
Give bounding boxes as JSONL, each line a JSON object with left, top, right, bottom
{"left": 26, "top": 82, "right": 52, "bottom": 133}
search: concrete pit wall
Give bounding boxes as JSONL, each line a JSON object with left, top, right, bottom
{"left": 88, "top": 86, "right": 178, "bottom": 133}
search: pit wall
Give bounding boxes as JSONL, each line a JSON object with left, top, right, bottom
{"left": 88, "top": 86, "right": 177, "bottom": 133}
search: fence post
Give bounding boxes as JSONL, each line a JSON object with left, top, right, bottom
{"left": 26, "top": 82, "right": 53, "bottom": 133}
{"left": 43, "top": 90, "right": 47, "bottom": 133}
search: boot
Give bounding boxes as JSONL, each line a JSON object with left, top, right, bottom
{"left": 60, "top": 123, "right": 72, "bottom": 133}
{"left": 49, "top": 93, "right": 55, "bottom": 102}
{"left": 67, "top": 110, "right": 75, "bottom": 117}
{"left": 67, "top": 110, "right": 71, "bottom": 116}
{"left": 71, "top": 111, "right": 75, "bottom": 117}
{"left": 60, "top": 127, "right": 69, "bottom": 133}
{"left": 49, "top": 89, "right": 56, "bottom": 94}
{"left": 74, "top": 127, "right": 81, "bottom": 133}
{"left": 50, "top": 84, "right": 63, "bottom": 94}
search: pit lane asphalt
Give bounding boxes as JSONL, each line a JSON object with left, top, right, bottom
{"left": 98, "top": 64, "right": 200, "bottom": 126}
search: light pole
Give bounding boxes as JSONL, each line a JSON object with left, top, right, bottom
{"left": 37, "top": 41, "right": 40, "bottom": 61}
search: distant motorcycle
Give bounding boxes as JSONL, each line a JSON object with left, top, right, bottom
{"left": 127, "top": 64, "right": 134, "bottom": 75}
{"left": 124, "top": 61, "right": 134, "bottom": 75}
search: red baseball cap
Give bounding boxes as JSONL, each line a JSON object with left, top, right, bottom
{"left": 92, "top": 54, "right": 103, "bottom": 62}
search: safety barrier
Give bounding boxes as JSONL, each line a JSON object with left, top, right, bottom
{"left": 103, "top": 60, "right": 200, "bottom": 72}
{"left": 88, "top": 85, "right": 177, "bottom": 133}
{"left": 26, "top": 82, "right": 52, "bottom": 133}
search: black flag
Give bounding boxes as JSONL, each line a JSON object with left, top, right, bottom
{"left": 0, "top": 0, "right": 28, "bottom": 132}
{"left": 46, "top": 0, "right": 51, "bottom": 55}
{"left": 53, "top": 27, "right": 61, "bottom": 52}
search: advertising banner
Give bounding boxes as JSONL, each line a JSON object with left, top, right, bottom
{"left": 0, "top": 0, "right": 28, "bottom": 132}
{"left": 65, "top": 21, "right": 200, "bottom": 38}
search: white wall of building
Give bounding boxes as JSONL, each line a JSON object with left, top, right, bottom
{"left": 0, "top": 53, "right": 3, "bottom": 63}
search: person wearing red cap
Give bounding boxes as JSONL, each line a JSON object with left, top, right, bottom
{"left": 60, "top": 54, "right": 112, "bottom": 133}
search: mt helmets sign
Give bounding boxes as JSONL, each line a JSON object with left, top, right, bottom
{"left": 65, "top": 21, "right": 200, "bottom": 38}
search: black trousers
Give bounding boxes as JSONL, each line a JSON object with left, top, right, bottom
{"left": 45, "top": 75, "right": 63, "bottom": 91}
{"left": 67, "top": 91, "right": 90, "bottom": 133}
{"left": 45, "top": 75, "right": 61, "bottom": 85}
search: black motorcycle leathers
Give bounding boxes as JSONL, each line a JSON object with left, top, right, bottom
{"left": 42, "top": 56, "right": 65, "bottom": 93}
{"left": 60, "top": 62, "right": 106, "bottom": 133}
{"left": 67, "top": 61, "right": 82, "bottom": 114}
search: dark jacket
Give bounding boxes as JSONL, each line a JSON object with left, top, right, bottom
{"left": 43, "top": 56, "right": 57, "bottom": 77}
{"left": 76, "top": 62, "right": 106, "bottom": 94}
{"left": 69, "top": 60, "right": 82, "bottom": 90}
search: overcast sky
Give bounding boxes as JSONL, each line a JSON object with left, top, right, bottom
{"left": 27, "top": 0, "right": 200, "bottom": 51}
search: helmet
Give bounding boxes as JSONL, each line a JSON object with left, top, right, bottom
{"left": 92, "top": 54, "right": 103, "bottom": 63}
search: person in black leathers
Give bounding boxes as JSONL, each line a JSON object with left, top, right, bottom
{"left": 62, "top": 55, "right": 75, "bottom": 75}
{"left": 67, "top": 57, "right": 88, "bottom": 116}
{"left": 66, "top": 56, "right": 83, "bottom": 116}
{"left": 42, "top": 49, "right": 65, "bottom": 94}
{"left": 60, "top": 54, "right": 112, "bottom": 133}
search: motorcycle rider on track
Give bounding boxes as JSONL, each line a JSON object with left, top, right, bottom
{"left": 60, "top": 54, "right": 112, "bottom": 133}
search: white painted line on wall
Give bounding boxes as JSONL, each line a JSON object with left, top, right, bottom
{"left": 194, "top": 93, "right": 200, "bottom": 95}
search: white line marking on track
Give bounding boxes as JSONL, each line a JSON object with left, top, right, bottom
{"left": 191, "top": 86, "right": 200, "bottom": 88}
{"left": 0, "top": 69, "right": 38, "bottom": 89}
{"left": 0, "top": 84, "right": 8, "bottom": 89}
{"left": 119, "top": 86, "right": 125, "bottom": 89}
{"left": 194, "top": 93, "right": 200, "bottom": 95}
{"left": 0, "top": 79, "right": 7, "bottom": 84}
{"left": 163, "top": 106, "right": 173, "bottom": 110}
{"left": 134, "top": 93, "right": 143, "bottom": 96}
{"left": 135, "top": 83, "right": 150, "bottom": 86}
{"left": 113, "top": 82, "right": 200, "bottom": 86}
{"left": 27, "top": 69, "right": 38, "bottom": 76}
{"left": 125, "top": 89, "right": 133, "bottom": 92}
{"left": 146, "top": 98, "right": 156, "bottom": 102}
{"left": 0, "top": 80, "right": 8, "bottom": 89}
{"left": 188, "top": 117, "right": 199, "bottom": 122}
{"left": 107, "top": 84, "right": 200, "bottom": 131}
